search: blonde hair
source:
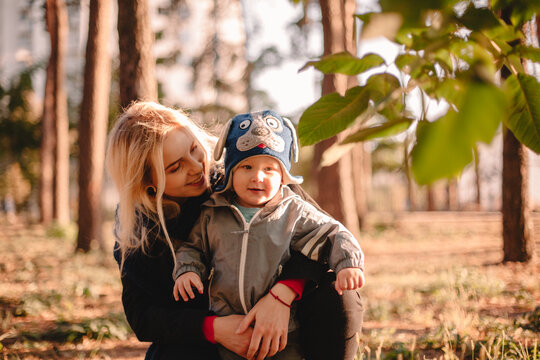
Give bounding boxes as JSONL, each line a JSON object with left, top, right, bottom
{"left": 106, "top": 101, "right": 216, "bottom": 270}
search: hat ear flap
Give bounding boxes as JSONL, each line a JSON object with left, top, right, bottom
{"left": 214, "top": 118, "right": 233, "bottom": 161}
{"left": 282, "top": 117, "right": 298, "bottom": 163}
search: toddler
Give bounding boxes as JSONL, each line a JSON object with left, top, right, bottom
{"left": 173, "top": 110, "right": 365, "bottom": 359}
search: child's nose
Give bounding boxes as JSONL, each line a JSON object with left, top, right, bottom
{"left": 253, "top": 170, "right": 265, "bottom": 182}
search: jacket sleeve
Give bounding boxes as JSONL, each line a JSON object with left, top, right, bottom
{"left": 119, "top": 270, "right": 210, "bottom": 344}
{"left": 174, "top": 213, "right": 210, "bottom": 281}
{"left": 290, "top": 201, "right": 364, "bottom": 273}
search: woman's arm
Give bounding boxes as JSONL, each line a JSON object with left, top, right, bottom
{"left": 120, "top": 273, "right": 209, "bottom": 344}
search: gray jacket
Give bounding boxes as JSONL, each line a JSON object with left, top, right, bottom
{"left": 174, "top": 185, "right": 364, "bottom": 316}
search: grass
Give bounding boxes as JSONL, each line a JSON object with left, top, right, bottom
{"left": 0, "top": 212, "right": 538, "bottom": 359}
{"left": 356, "top": 213, "right": 540, "bottom": 359}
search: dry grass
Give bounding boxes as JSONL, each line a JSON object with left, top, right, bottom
{"left": 0, "top": 211, "right": 539, "bottom": 359}
{"left": 358, "top": 211, "right": 540, "bottom": 359}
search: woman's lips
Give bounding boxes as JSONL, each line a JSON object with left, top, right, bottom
{"left": 189, "top": 176, "right": 205, "bottom": 186}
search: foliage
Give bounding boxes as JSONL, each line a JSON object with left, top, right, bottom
{"left": 298, "top": 0, "right": 540, "bottom": 185}
{"left": 0, "top": 67, "right": 41, "bottom": 202}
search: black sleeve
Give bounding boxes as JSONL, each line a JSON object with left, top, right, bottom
{"left": 114, "top": 240, "right": 211, "bottom": 346}
{"left": 120, "top": 272, "right": 209, "bottom": 345}
{"left": 279, "top": 250, "right": 328, "bottom": 283}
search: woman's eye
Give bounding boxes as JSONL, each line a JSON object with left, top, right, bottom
{"left": 239, "top": 120, "right": 251, "bottom": 130}
{"left": 170, "top": 163, "right": 182, "bottom": 173}
{"left": 190, "top": 144, "right": 197, "bottom": 153}
{"left": 265, "top": 117, "right": 279, "bottom": 129}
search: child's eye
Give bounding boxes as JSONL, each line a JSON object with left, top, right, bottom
{"left": 190, "top": 144, "right": 197, "bottom": 153}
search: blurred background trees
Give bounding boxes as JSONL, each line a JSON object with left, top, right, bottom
{"left": 0, "top": 0, "right": 539, "bottom": 263}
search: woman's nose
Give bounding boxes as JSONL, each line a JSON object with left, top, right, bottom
{"left": 186, "top": 154, "right": 203, "bottom": 173}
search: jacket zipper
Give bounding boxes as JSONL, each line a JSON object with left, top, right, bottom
{"left": 230, "top": 205, "right": 263, "bottom": 315}
{"left": 208, "top": 267, "right": 215, "bottom": 310}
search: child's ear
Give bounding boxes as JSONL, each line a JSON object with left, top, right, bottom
{"left": 214, "top": 118, "right": 233, "bottom": 161}
{"left": 282, "top": 117, "right": 298, "bottom": 163}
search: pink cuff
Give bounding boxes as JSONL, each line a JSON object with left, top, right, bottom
{"left": 202, "top": 315, "right": 217, "bottom": 344}
{"left": 277, "top": 279, "right": 306, "bottom": 300}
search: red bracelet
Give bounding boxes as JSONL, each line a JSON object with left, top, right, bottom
{"left": 269, "top": 289, "right": 291, "bottom": 308}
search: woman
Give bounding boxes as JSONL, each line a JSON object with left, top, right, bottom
{"left": 106, "top": 101, "right": 363, "bottom": 360}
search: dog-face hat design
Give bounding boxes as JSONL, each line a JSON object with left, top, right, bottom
{"left": 214, "top": 110, "right": 303, "bottom": 193}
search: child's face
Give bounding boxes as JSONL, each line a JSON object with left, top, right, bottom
{"left": 156, "top": 127, "right": 208, "bottom": 199}
{"left": 232, "top": 156, "right": 283, "bottom": 208}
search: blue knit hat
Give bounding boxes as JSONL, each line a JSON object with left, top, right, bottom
{"left": 214, "top": 110, "right": 303, "bottom": 193}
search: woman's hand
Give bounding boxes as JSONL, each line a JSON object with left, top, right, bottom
{"left": 214, "top": 315, "right": 253, "bottom": 358}
{"left": 236, "top": 283, "right": 296, "bottom": 360}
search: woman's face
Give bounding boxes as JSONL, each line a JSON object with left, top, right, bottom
{"left": 155, "top": 127, "right": 208, "bottom": 200}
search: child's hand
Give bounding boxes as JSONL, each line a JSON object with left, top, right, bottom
{"left": 173, "top": 272, "right": 204, "bottom": 302}
{"left": 335, "top": 268, "right": 365, "bottom": 295}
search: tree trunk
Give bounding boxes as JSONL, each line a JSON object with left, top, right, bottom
{"left": 446, "top": 178, "right": 458, "bottom": 211}
{"left": 315, "top": 0, "right": 360, "bottom": 237}
{"left": 502, "top": 130, "right": 533, "bottom": 262}
{"left": 404, "top": 136, "right": 415, "bottom": 211}
{"left": 473, "top": 146, "right": 481, "bottom": 210}
{"left": 77, "top": 0, "right": 111, "bottom": 252}
{"left": 499, "top": 8, "right": 534, "bottom": 263}
{"left": 44, "top": 0, "right": 70, "bottom": 225}
{"left": 426, "top": 185, "right": 435, "bottom": 211}
{"left": 40, "top": 43, "right": 56, "bottom": 225}
{"left": 117, "top": 0, "right": 157, "bottom": 108}
{"left": 352, "top": 143, "right": 370, "bottom": 228}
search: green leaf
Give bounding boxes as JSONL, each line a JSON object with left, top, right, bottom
{"left": 411, "top": 82, "right": 506, "bottom": 184}
{"left": 298, "top": 86, "right": 371, "bottom": 146}
{"left": 411, "top": 114, "right": 473, "bottom": 184}
{"left": 504, "top": 74, "right": 540, "bottom": 153}
{"left": 504, "top": 54, "right": 526, "bottom": 74}
{"left": 298, "top": 74, "right": 402, "bottom": 146}
{"left": 300, "top": 52, "right": 385, "bottom": 76}
{"left": 456, "top": 5, "right": 501, "bottom": 31}
{"left": 395, "top": 54, "right": 420, "bottom": 72}
{"left": 366, "top": 73, "right": 402, "bottom": 103}
{"left": 511, "top": 45, "right": 540, "bottom": 63}
{"left": 449, "top": 41, "right": 496, "bottom": 74}
{"left": 342, "top": 118, "right": 413, "bottom": 143}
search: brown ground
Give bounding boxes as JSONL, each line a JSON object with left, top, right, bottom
{"left": 1, "top": 211, "right": 539, "bottom": 359}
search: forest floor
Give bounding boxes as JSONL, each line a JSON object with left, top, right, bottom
{"left": 0, "top": 211, "right": 539, "bottom": 359}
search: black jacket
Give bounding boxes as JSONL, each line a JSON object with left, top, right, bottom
{"left": 113, "top": 186, "right": 327, "bottom": 359}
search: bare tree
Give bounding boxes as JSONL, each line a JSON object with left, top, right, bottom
{"left": 76, "top": 0, "right": 111, "bottom": 252}
{"left": 117, "top": 0, "right": 157, "bottom": 107}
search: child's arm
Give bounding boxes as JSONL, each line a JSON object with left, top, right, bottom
{"left": 173, "top": 272, "right": 204, "bottom": 301}
{"left": 173, "top": 214, "right": 210, "bottom": 295}
{"left": 290, "top": 201, "right": 364, "bottom": 279}
{"left": 335, "top": 268, "right": 365, "bottom": 295}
